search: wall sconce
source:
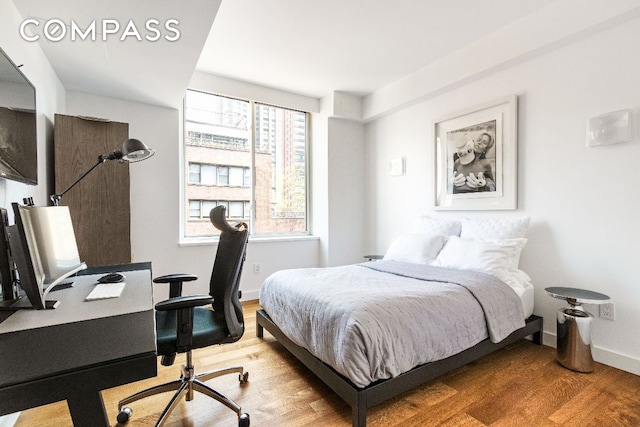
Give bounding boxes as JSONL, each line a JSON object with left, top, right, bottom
{"left": 50, "top": 138, "right": 154, "bottom": 205}
{"left": 587, "top": 109, "right": 633, "bottom": 147}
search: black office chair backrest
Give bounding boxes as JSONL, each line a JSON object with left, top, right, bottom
{"left": 209, "top": 206, "right": 249, "bottom": 341}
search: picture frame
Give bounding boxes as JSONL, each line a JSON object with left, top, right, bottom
{"left": 434, "top": 95, "right": 518, "bottom": 210}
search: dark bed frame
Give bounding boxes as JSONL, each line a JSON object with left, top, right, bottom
{"left": 256, "top": 309, "right": 543, "bottom": 427}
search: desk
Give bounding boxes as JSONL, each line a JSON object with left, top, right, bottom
{"left": 0, "top": 263, "right": 157, "bottom": 426}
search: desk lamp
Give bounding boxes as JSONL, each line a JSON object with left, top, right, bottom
{"left": 50, "top": 138, "right": 154, "bottom": 206}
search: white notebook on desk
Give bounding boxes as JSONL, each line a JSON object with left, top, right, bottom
{"left": 85, "top": 282, "right": 126, "bottom": 301}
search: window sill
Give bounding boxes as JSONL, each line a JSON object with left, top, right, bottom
{"left": 179, "top": 234, "right": 319, "bottom": 247}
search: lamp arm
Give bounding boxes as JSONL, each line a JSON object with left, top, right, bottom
{"left": 50, "top": 156, "right": 108, "bottom": 206}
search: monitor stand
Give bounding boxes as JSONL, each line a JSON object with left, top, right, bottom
{"left": 0, "top": 296, "right": 23, "bottom": 310}
{"left": 0, "top": 264, "right": 84, "bottom": 312}
{"left": 0, "top": 207, "right": 17, "bottom": 303}
{"left": 0, "top": 296, "right": 59, "bottom": 310}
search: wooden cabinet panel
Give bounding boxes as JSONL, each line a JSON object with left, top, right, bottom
{"left": 54, "top": 114, "right": 131, "bottom": 266}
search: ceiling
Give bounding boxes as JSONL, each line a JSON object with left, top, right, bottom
{"left": 11, "top": 0, "right": 558, "bottom": 106}
{"left": 11, "top": 0, "right": 222, "bottom": 108}
{"left": 198, "top": 0, "right": 557, "bottom": 98}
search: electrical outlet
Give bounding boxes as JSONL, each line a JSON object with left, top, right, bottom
{"left": 599, "top": 303, "right": 615, "bottom": 321}
{"left": 253, "top": 263, "right": 261, "bottom": 274}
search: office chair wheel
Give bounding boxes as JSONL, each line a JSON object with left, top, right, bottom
{"left": 117, "top": 407, "right": 132, "bottom": 424}
{"left": 239, "top": 372, "right": 249, "bottom": 383}
{"left": 238, "top": 412, "right": 250, "bottom": 427}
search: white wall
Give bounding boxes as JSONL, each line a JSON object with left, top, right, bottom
{"left": 364, "top": 13, "right": 640, "bottom": 374}
{"left": 315, "top": 92, "right": 367, "bottom": 267}
{"left": 0, "top": 0, "right": 65, "bottom": 214}
{"left": 326, "top": 117, "right": 366, "bottom": 265}
{"left": 66, "top": 89, "right": 322, "bottom": 302}
{"left": 0, "top": 1, "right": 65, "bottom": 423}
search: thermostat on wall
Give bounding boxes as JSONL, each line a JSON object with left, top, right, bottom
{"left": 587, "top": 109, "right": 633, "bottom": 147}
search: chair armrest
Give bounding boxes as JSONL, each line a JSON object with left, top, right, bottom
{"left": 153, "top": 273, "right": 198, "bottom": 298}
{"left": 153, "top": 273, "right": 198, "bottom": 283}
{"left": 156, "top": 294, "right": 214, "bottom": 353}
{"left": 155, "top": 295, "right": 213, "bottom": 311}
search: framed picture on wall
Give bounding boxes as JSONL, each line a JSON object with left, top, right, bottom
{"left": 434, "top": 95, "right": 518, "bottom": 210}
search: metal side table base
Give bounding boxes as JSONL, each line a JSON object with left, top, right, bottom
{"left": 546, "top": 286, "right": 610, "bottom": 373}
{"left": 556, "top": 307, "right": 593, "bottom": 372}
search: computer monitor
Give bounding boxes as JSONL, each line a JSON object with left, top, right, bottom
{"left": 0, "top": 207, "right": 17, "bottom": 304}
{"left": 6, "top": 203, "right": 86, "bottom": 309}
{"left": 27, "top": 205, "right": 86, "bottom": 285}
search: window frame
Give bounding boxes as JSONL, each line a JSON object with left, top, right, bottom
{"left": 180, "top": 89, "right": 311, "bottom": 242}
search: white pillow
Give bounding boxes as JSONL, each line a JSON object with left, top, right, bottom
{"left": 383, "top": 233, "right": 447, "bottom": 265}
{"left": 432, "top": 236, "right": 527, "bottom": 273}
{"left": 412, "top": 215, "right": 461, "bottom": 237}
{"left": 460, "top": 217, "right": 530, "bottom": 240}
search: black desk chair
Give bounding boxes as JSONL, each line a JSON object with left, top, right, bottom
{"left": 117, "top": 206, "right": 250, "bottom": 427}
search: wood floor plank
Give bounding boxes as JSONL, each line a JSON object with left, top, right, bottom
{"left": 12, "top": 300, "right": 640, "bottom": 426}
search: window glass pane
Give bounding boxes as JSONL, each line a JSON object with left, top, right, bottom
{"left": 229, "top": 201, "right": 244, "bottom": 218}
{"left": 253, "top": 104, "right": 307, "bottom": 234}
{"left": 244, "top": 168, "right": 251, "bottom": 187}
{"left": 188, "top": 200, "right": 200, "bottom": 218}
{"left": 217, "top": 166, "right": 229, "bottom": 185}
{"left": 201, "top": 165, "right": 216, "bottom": 185}
{"left": 184, "top": 89, "right": 307, "bottom": 238}
{"left": 217, "top": 201, "right": 229, "bottom": 215}
{"left": 189, "top": 163, "right": 201, "bottom": 184}
{"left": 202, "top": 200, "right": 217, "bottom": 217}
{"left": 229, "top": 167, "right": 244, "bottom": 186}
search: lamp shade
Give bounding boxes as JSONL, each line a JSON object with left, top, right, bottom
{"left": 121, "top": 138, "right": 155, "bottom": 162}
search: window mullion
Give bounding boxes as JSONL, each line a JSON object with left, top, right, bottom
{"left": 249, "top": 100, "right": 256, "bottom": 235}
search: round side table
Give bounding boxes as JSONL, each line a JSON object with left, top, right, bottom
{"left": 545, "top": 286, "right": 610, "bottom": 372}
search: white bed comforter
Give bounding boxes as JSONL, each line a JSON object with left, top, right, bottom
{"left": 259, "top": 261, "right": 525, "bottom": 388}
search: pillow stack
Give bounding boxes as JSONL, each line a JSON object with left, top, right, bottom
{"left": 383, "top": 233, "right": 447, "bottom": 265}
{"left": 412, "top": 215, "right": 461, "bottom": 237}
{"left": 383, "top": 216, "right": 531, "bottom": 286}
{"left": 383, "top": 216, "right": 461, "bottom": 264}
{"left": 433, "top": 217, "right": 530, "bottom": 273}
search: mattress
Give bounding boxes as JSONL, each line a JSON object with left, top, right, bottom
{"left": 259, "top": 261, "right": 529, "bottom": 388}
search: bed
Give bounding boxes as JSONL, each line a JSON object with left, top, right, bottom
{"left": 256, "top": 216, "right": 543, "bottom": 426}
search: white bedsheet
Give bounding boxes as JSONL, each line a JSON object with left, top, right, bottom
{"left": 259, "top": 262, "right": 529, "bottom": 388}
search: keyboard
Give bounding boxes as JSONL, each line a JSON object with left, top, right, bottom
{"left": 85, "top": 282, "right": 126, "bottom": 301}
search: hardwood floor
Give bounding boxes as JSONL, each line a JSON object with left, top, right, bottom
{"left": 14, "top": 300, "right": 640, "bottom": 426}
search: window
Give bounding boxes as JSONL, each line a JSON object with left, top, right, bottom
{"left": 216, "top": 166, "right": 229, "bottom": 185}
{"left": 189, "top": 163, "right": 250, "bottom": 188}
{"left": 189, "top": 200, "right": 247, "bottom": 219}
{"left": 229, "top": 167, "right": 244, "bottom": 187}
{"left": 183, "top": 89, "right": 309, "bottom": 238}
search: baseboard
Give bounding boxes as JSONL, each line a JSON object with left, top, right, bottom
{"left": 543, "top": 331, "right": 640, "bottom": 376}
{"left": 241, "top": 289, "right": 260, "bottom": 302}
{"left": 592, "top": 346, "right": 640, "bottom": 376}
